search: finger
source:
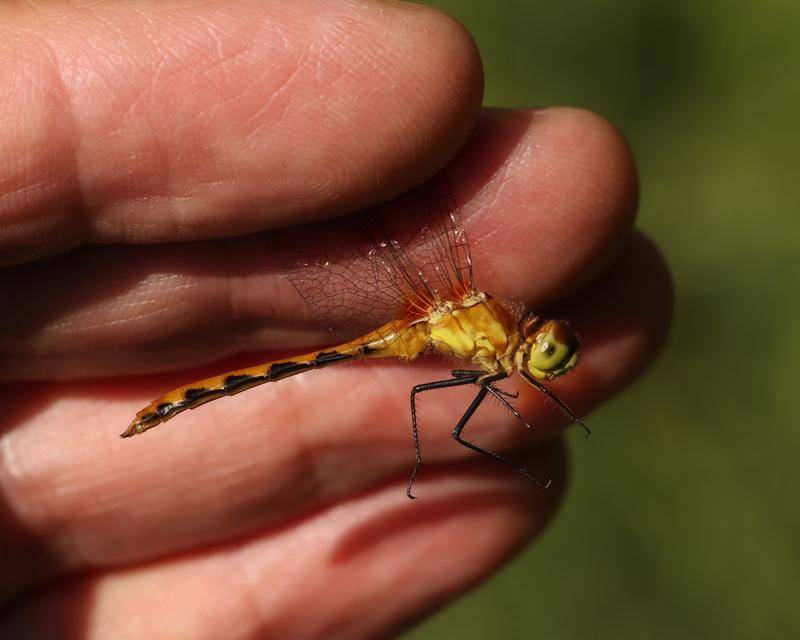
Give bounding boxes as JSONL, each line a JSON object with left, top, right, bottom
{"left": 0, "top": 444, "right": 565, "bottom": 639}
{"left": 453, "top": 107, "right": 640, "bottom": 304}
{"left": 0, "top": 0, "right": 482, "bottom": 264}
{"left": 0, "top": 108, "right": 638, "bottom": 379}
{"left": 0, "top": 232, "right": 669, "bottom": 593}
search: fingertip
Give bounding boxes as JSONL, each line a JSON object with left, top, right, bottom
{"left": 450, "top": 107, "right": 640, "bottom": 304}
{"left": 533, "top": 106, "right": 639, "bottom": 234}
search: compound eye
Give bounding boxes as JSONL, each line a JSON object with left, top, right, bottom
{"left": 526, "top": 320, "right": 579, "bottom": 379}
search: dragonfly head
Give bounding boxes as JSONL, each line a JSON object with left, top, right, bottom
{"left": 516, "top": 316, "right": 580, "bottom": 380}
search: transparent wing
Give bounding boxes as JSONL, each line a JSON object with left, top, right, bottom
{"left": 269, "top": 178, "right": 475, "bottom": 337}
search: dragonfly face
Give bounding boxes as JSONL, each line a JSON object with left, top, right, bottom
{"left": 516, "top": 316, "right": 580, "bottom": 381}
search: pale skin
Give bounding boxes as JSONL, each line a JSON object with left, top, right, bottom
{"left": 0, "top": 2, "right": 672, "bottom": 639}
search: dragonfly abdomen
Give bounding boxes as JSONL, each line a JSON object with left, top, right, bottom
{"left": 122, "top": 349, "right": 358, "bottom": 437}
{"left": 121, "top": 321, "right": 428, "bottom": 438}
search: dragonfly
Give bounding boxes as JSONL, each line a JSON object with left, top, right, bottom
{"left": 122, "top": 181, "right": 587, "bottom": 497}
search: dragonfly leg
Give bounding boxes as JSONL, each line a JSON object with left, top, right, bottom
{"left": 452, "top": 370, "right": 516, "bottom": 402}
{"left": 520, "top": 371, "right": 591, "bottom": 437}
{"left": 490, "top": 386, "right": 519, "bottom": 400}
{"left": 408, "top": 372, "right": 482, "bottom": 499}
{"left": 485, "top": 385, "right": 532, "bottom": 430}
{"left": 450, "top": 369, "right": 482, "bottom": 378}
{"left": 451, "top": 380, "right": 552, "bottom": 490}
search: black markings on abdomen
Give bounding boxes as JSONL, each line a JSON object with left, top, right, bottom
{"left": 160, "top": 350, "right": 361, "bottom": 422}
{"left": 267, "top": 360, "right": 311, "bottom": 380}
{"left": 223, "top": 374, "right": 259, "bottom": 393}
{"left": 268, "top": 351, "right": 355, "bottom": 380}
{"left": 314, "top": 351, "right": 355, "bottom": 365}
{"left": 139, "top": 411, "right": 162, "bottom": 426}
{"left": 157, "top": 402, "right": 181, "bottom": 418}
{"left": 184, "top": 387, "right": 220, "bottom": 403}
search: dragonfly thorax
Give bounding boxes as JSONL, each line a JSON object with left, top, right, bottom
{"left": 427, "top": 293, "right": 520, "bottom": 373}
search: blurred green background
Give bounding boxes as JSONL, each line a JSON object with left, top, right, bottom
{"left": 406, "top": 1, "right": 800, "bottom": 639}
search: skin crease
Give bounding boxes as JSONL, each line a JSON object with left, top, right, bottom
{"left": 0, "top": 2, "right": 672, "bottom": 639}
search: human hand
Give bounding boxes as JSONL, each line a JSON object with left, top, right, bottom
{"left": 0, "top": 2, "right": 670, "bottom": 638}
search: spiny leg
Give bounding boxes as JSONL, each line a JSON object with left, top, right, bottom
{"left": 453, "top": 370, "right": 518, "bottom": 401}
{"left": 489, "top": 386, "right": 519, "bottom": 400}
{"left": 520, "top": 371, "right": 591, "bottom": 437}
{"left": 451, "top": 380, "right": 551, "bottom": 490}
{"left": 408, "top": 372, "right": 481, "bottom": 499}
{"left": 450, "top": 369, "right": 481, "bottom": 378}
{"left": 484, "top": 385, "right": 532, "bottom": 430}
